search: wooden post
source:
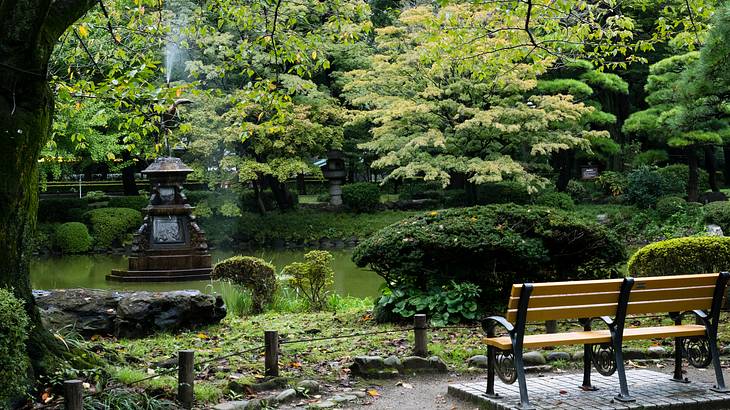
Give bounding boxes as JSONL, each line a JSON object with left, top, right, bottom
{"left": 64, "top": 380, "right": 83, "bottom": 410}
{"left": 265, "top": 330, "right": 279, "bottom": 377}
{"left": 414, "top": 314, "right": 428, "bottom": 357}
{"left": 178, "top": 350, "right": 195, "bottom": 409}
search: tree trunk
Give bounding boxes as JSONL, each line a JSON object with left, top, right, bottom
{"left": 554, "top": 150, "right": 575, "bottom": 192}
{"left": 296, "top": 173, "right": 306, "bottom": 195}
{"left": 121, "top": 150, "right": 139, "bottom": 196}
{"left": 703, "top": 145, "right": 719, "bottom": 192}
{"left": 723, "top": 145, "right": 730, "bottom": 186}
{"left": 252, "top": 179, "right": 267, "bottom": 215}
{"left": 267, "top": 175, "right": 295, "bottom": 211}
{"left": 1, "top": 0, "right": 100, "bottom": 390}
{"left": 688, "top": 148, "right": 700, "bottom": 202}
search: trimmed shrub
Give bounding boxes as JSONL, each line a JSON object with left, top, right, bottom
{"left": 656, "top": 196, "right": 688, "bottom": 219}
{"left": 656, "top": 164, "right": 710, "bottom": 196}
{"left": 54, "top": 222, "right": 92, "bottom": 253}
{"left": 342, "top": 182, "right": 381, "bottom": 213}
{"left": 212, "top": 256, "right": 277, "bottom": 314}
{"left": 108, "top": 196, "right": 148, "bottom": 211}
{"left": 566, "top": 180, "right": 591, "bottom": 203}
{"left": 534, "top": 191, "right": 575, "bottom": 210}
{"left": 475, "top": 181, "right": 531, "bottom": 205}
{"left": 398, "top": 182, "right": 443, "bottom": 200}
{"left": 38, "top": 198, "right": 88, "bottom": 223}
{"left": 85, "top": 207, "right": 142, "bottom": 248}
{"left": 626, "top": 167, "right": 672, "bottom": 208}
{"left": 704, "top": 201, "right": 730, "bottom": 232}
{"left": 353, "top": 205, "right": 625, "bottom": 308}
{"left": 0, "top": 288, "right": 30, "bottom": 407}
{"left": 282, "top": 250, "right": 335, "bottom": 311}
{"left": 596, "top": 171, "right": 628, "bottom": 197}
{"left": 627, "top": 237, "right": 730, "bottom": 276}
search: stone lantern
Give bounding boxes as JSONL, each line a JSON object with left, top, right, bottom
{"left": 108, "top": 157, "right": 212, "bottom": 282}
{"left": 322, "top": 150, "right": 346, "bottom": 206}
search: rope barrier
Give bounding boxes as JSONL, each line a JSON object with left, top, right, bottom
{"left": 280, "top": 327, "right": 415, "bottom": 345}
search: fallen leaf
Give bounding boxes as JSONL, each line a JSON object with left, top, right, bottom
{"left": 367, "top": 389, "right": 379, "bottom": 397}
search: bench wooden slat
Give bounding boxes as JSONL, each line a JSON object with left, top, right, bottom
{"left": 507, "top": 297, "right": 713, "bottom": 322}
{"left": 485, "top": 325, "right": 706, "bottom": 350}
{"left": 507, "top": 286, "right": 716, "bottom": 310}
{"left": 510, "top": 274, "right": 718, "bottom": 298}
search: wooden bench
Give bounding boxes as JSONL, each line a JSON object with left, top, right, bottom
{"left": 482, "top": 272, "right": 730, "bottom": 409}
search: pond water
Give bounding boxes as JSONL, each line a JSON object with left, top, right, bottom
{"left": 30, "top": 249, "right": 383, "bottom": 298}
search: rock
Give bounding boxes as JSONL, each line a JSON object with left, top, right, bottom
{"left": 350, "top": 356, "right": 385, "bottom": 372}
{"left": 332, "top": 394, "right": 358, "bottom": 403}
{"left": 707, "top": 224, "right": 724, "bottom": 236}
{"left": 309, "top": 400, "right": 336, "bottom": 409}
{"left": 522, "top": 351, "right": 546, "bottom": 366}
{"left": 525, "top": 365, "right": 553, "bottom": 373}
{"left": 33, "top": 289, "right": 226, "bottom": 339}
{"left": 351, "top": 391, "right": 367, "bottom": 398}
{"left": 546, "top": 352, "right": 571, "bottom": 362}
{"left": 296, "top": 380, "right": 321, "bottom": 394}
{"left": 623, "top": 348, "right": 646, "bottom": 360}
{"left": 402, "top": 356, "right": 430, "bottom": 371}
{"left": 245, "top": 399, "right": 264, "bottom": 410}
{"left": 646, "top": 346, "right": 667, "bottom": 359}
{"left": 275, "top": 388, "right": 297, "bottom": 403}
{"left": 467, "top": 355, "right": 489, "bottom": 368}
{"left": 572, "top": 351, "right": 584, "bottom": 361}
{"left": 213, "top": 401, "right": 249, "bottom": 410}
{"left": 596, "top": 214, "right": 609, "bottom": 224}
{"left": 228, "top": 377, "right": 289, "bottom": 394}
{"left": 384, "top": 355, "right": 403, "bottom": 370}
{"left": 700, "top": 192, "right": 728, "bottom": 204}
{"left": 428, "top": 356, "right": 448, "bottom": 372}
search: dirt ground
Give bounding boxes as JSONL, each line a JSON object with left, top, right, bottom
{"left": 347, "top": 361, "right": 728, "bottom": 410}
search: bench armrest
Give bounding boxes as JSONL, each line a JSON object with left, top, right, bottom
{"left": 482, "top": 316, "right": 514, "bottom": 336}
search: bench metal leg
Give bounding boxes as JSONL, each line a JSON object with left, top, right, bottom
{"left": 513, "top": 348, "right": 535, "bottom": 410}
{"left": 671, "top": 337, "right": 689, "bottom": 383}
{"left": 612, "top": 278, "right": 635, "bottom": 403}
{"left": 486, "top": 344, "right": 497, "bottom": 397}
{"left": 708, "top": 333, "right": 729, "bottom": 393}
{"left": 612, "top": 339, "right": 634, "bottom": 402}
{"left": 581, "top": 343, "right": 596, "bottom": 390}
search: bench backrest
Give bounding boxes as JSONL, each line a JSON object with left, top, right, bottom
{"left": 506, "top": 273, "right": 721, "bottom": 323}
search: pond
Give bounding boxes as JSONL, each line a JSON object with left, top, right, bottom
{"left": 30, "top": 249, "right": 384, "bottom": 299}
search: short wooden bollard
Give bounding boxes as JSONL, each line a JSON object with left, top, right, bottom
{"left": 265, "top": 330, "right": 279, "bottom": 377}
{"left": 414, "top": 314, "right": 428, "bottom": 357}
{"left": 178, "top": 350, "right": 195, "bottom": 409}
{"left": 64, "top": 380, "right": 83, "bottom": 410}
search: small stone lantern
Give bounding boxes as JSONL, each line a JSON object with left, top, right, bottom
{"left": 108, "top": 157, "right": 212, "bottom": 282}
{"left": 322, "top": 150, "right": 346, "bottom": 206}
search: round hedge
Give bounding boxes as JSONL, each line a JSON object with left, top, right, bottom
{"left": 534, "top": 191, "right": 575, "bottom": 210}
{"left": 342, "top": 182, "right": 381, "bottom": 213}
{"left": 704, "top": 201, "right": 730, "bottom": 233}
{"left": 0, "top": 288, "right": 30, "bottom": 407}
{"left": 353, "top": 205, "right": 626, "bottom": 305}
{"left": 54, "top": 222, "right": 92, "bottom": 253}
{"left": 656, "top": 196, "right": 687, "bottom": 219}
{"left": 212, "top": 256, "right": 277, "bottom": 314}
{"left": 84, "top": 207, "right": 142, "bottom": 248}
{"left": 628, "top": 236, "right": 730, "bottom": 276}
{"left": 107, "top": 195, "right": 148, "bottom": 211}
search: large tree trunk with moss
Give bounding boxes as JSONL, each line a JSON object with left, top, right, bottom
{"left": 1, "top": 0, "right": 98, "bottom": 387}
{"left": 687, "top": 148, "right": 700, "bottom": 202}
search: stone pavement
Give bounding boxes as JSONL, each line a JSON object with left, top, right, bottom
{"left": 448, "top": 369, "right": 730, "bottom": 409}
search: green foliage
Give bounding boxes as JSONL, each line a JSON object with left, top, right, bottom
{"left": 107, "top": 196, "right": 148, "bottom": 211}
{"left": 656, "top": 196, "right": 688, "bottom": 219}
{"left": 342, "top": 182, "right": 381, "bottom": 213}
{"left": 628, "top": 237, "right": 730, "bottom": 276}
{"left": 353, "top": 205, "right": 625, "bottom": 307}
{"left": 704, "top": 201, "right": 730, "bottom": 232}
{"left": 566, "top": 180, "right": 591, "bottom": 203}
{"left": 283, "top": 251, "right": 335, "bottom": 311}
{"left": 0, "top": 288, "right": 30, "bottom": 407}
{"left": 84, "top": 207, "right": 142, "bottom": 248}
{"left": 376, "top": 281, "right": 481, "bottom": 326}
{"left": 212, "top": 256, "right": 277, "bottom": 314}
{"left": 596, "top": 171, "right": 628, "bottom": 197}
{"left": 656, "top": 164, "right": 710, "bottom": 196}
{"left": 54, "top": 222, "right": 92, "bottom": 253}
{"left": 533, "top": 191, "right": 575, "bottom": 210}
{"left": 475, "top": 182, "right": 532, "bottom": 205}
{"left": 626, "top": 167, "right": 673, "bottom": 208}
{"left": 38, "top": 198, "right": 88, "bottom": 223}
{"left": 83, "top": 388, "right": 176, "bottom": 410}
{"left": 632, "top": 149, "right": 670, "bottom": 167}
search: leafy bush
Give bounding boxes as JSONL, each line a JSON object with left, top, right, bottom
{"left": 475, "top": 181, "right": 531, "bottom": 205}
{"left": 534, "top": 191, "right": 575, "bottom": 210}
{"left": 85, "top": 208, "right": 142, "bottom": 248}
{"left": 108, "top": 196, "right": 148, "bottom": 211}
{"left": 656, "top": 164, "right": 710, "bottom": 196}
{"left": 342, "top": 182, "right": 381, "bottom": 213}
{"left": 596, "top": 171, "right": 628, "bottom": 197}
{"left": 84, "top": 190, "right": 109, "bottom": 202}
{"left": 626, "top": 167, "right": 673, "bottom": 208}
{"left": 566, "top": 180, "right": 591, "bottom": 203}
{"left": 627, "top": 237, "right": 730, "bottom": 276}
{"left": 282, "top": 250, "right": 335, "bottom": 311}
{"left": 38, "top": 198, "right": 88, "bottom": 222}
{"left": 375, "top": 281, "right": 481, "bottom": 325}
{"left": 0, "top": 289, "right": 30, "bottom": 407}
{"left": 353, "top": 205, "right": 625, "bottom": 308}
{"left": 398, "top": 182, "right": 443, "bottom": 200}
{"left": 212, "top": 256, "right": 277, "bottom": 314}
{"left": 656, "top": 196, "right": 687, "bottom": 219}
{"left": 184, "top": 190, "right": 212, "bottom": 205}
{"left": 54, "top": 222, "right": 92, "bottom": 253}
{"left": 704, "top": 201, "right": 730, "bottom": 232}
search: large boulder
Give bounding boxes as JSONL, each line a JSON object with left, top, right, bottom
{"left": 34, "top": 288, "right": 226, "bottom": 339}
